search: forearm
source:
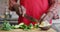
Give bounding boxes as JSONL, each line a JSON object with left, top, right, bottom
{"left": 48, "top": 0, "right": 59, "bottom": 19}
{"left": 9, "top": 0, "right": 21, "bottom": 16}
{"left": 48, "top": 0, "right": 58, "bottom": 12}
{"left": 48, "top": 0, "right": 60, "bottom": 13}
{"left": 41, "top": 0, "right": 59, "bottom": 22}
{"left": 9, "top": 0, "right": 18, "bottom": 11}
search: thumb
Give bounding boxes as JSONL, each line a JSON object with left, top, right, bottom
{"left": 21, "top": 6, "right": 26, "bottom": 17}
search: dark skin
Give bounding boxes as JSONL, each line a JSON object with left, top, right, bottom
{"left": 9, "top": 0, "right": 59, "bottom": 23}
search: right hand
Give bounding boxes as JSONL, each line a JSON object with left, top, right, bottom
{"left": 9, "top": 0, "right": 26, "bottom": 17}
{"left": 21, "top": 6, "right": 26, "bottom": 17}
{"left": 15, "top": 5, "right": 26, "bottom": 17}
{"left": 9, "top": 0, "right": 18, "bottom": 11}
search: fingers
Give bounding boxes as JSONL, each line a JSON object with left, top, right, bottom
{"left": 15, "top": 5, "right": 26, "bottom": 16}
{"left": 53, "top": 10, "right": 59, "bottom": 19}
{"left": 21, "top": 6, "right": 26, "bottom": 17}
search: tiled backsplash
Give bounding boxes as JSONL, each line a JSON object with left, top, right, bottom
{"left": 0, "top": 0, "right": 8, "bottom": 15}
{"left": 0, "top": 0, "right": 18, "bottom": 18}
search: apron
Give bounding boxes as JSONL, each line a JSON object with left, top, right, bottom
{"left": 18, "top": 0, "right": 50, "bottom": 25}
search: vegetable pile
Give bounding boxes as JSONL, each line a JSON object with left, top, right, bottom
{"left": 11, "top": 23, "right": 39, "bottom": 30}
{"left": 1, "top": 20, "right": 39, "bottom": 31}
{"left": 1, "top": 20, "right": 12, "bottom": 31}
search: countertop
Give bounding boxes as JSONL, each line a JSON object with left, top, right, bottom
{"left": 0, "top": 18, "right": 18, "bottom": 21}
{"left": 0, "top": 28, "right": 56, "bottom": 32}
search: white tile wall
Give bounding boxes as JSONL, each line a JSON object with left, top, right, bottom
{"left": 0, "top": 0, "right": 18, "bottom": 18}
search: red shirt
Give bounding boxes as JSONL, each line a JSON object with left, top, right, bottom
{"left": 18, "top": 0, "right": 49, "bottom": 25}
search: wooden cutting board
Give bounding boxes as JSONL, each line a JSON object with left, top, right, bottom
{"left": 0, "top": 28, "right": 56, "bottom": 32}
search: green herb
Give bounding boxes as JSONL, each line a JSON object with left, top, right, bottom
{"left": 34, "top": 24, "right": 39, "bottom": 28}
{"left": 29, "top": 23, "right": 33, "bottom": 29}
{"left": 1, "top": 20, "right": 12, "bottom": 31}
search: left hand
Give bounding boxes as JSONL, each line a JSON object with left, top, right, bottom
{"left": 40, "top": 12, "right": 53, "bottom": 24}
{"left": 53, "top": 10, "right": 59, "bottom": 19}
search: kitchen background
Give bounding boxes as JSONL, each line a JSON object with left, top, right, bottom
{"left": 0, "top": 0, "right": 60, "bottom": 23}
{"left": 0, "top": 0, "right": 18, "bottom": 19}
{"left": 0, "top": 0, "right": 60, "bottom": 32}
{"left": 0, "top": 0, "right": 18, "bottom": 24}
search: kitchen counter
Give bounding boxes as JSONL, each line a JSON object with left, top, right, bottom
{"left": 0, "top": 18, "right": 18, "bottom": 21}
{"left": 0, "top": 19, "right": 60, "bottom": 32}
{"left": 0, "top": 18, "right": 18, "bottom": 25}
{"left": 0, "top": 28, "right": 56, "bottom": 32}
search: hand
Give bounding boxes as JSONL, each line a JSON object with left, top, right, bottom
{"left": 21, "top": 6, "right": 26, "bottom": 17}
{"left": 40, "top": 12, "right": 53, "bottom": 25}
{"left": 39, "top": 12, "right": 53, "bottom": 24}
{"left": 15, "top": 5, "right": 26, "bottom": 17}
{"left": 53, "top": 10, "right": 59, "bottom": 19}
{"left": 9, "top": 0, "right": 18, "bottom": 11}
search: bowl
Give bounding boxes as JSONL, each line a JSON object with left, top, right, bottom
{"left": 39, "top": 25, "right": 51, "bottom": 30}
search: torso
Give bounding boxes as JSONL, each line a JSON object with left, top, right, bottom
{"left": 18, "top": 0, "right": 49, "bottom": 25}
{"left": 20, "top": 0, "right": 49, "bottom": 19}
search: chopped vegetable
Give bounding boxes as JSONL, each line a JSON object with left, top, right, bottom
{"left": 39, "top": 21, "right": 51, "bottom": 27}
{"left": 1, "top": 20, "right": 12, "bottom": 31}
{"left": 14, "top": 25, "right": 20, "bottom": 29}
{"left": 29, "top": 23, "right": 34, "bottom": 29}
{"left": 11, "top": 25, "right": 15, "bottom": 29}
{"left": 1, "top": 20, "right": 40, "bottom": 31}
{"left": 34, "top": 24, "right": 39, "bottom": 28}
{"left": 19, "top": 23, "right": 24, "bottom": 26}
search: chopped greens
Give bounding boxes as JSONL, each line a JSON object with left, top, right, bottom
{"left": 1, "top": 20, "right": 39, "bottom": 31}
{"left": 1, "top": 20, "right": 12, "bottom": 31}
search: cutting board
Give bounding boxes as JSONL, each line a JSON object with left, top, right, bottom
{"left": 0, "top": 28, "right": 56, "bottom": 32}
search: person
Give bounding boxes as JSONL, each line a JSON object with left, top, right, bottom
{"left": 9, "top": 0, "right": 59, "bottom": 26}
